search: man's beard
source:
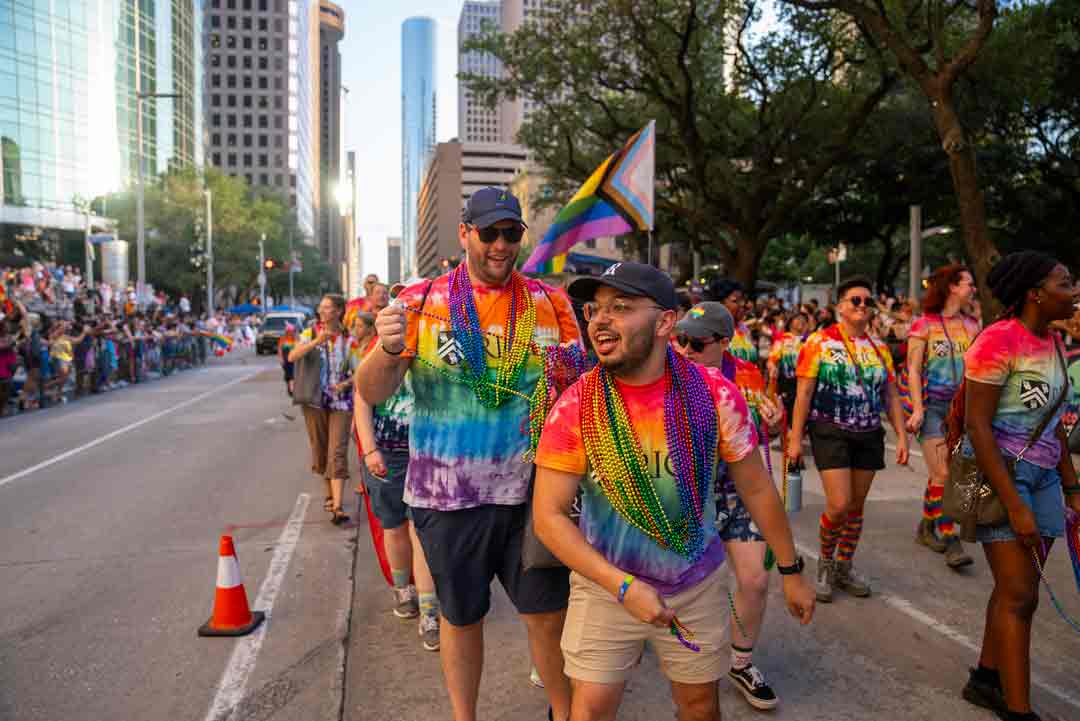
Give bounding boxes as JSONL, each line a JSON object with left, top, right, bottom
{"left": 598, "top": 331, "right": 656, "bottom": 376}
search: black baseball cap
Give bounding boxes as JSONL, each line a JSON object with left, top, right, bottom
{"left": 462, "top": 187, "right": 527, "bottom": 229}
{"left": 568, "top": 262, "right": 679, "bottom": 310}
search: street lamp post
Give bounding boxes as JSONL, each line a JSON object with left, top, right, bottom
{"left": 908, "top": 205, "right": 953, "bottom": 301}
{"left": 259, "top": 233, "right": 267, "bottom": 310}
{"left": 135, "top": 91, "right": 179, "bottom": 309}
{"left": 204, "top": 188, "right": 213, "bottom": 314}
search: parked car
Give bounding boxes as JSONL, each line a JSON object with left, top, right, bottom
{"left": 255, "top": 312, "right": 307, "bottom": 355}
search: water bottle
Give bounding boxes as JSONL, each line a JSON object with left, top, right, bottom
{"left": 785, "top": 466, "right": 803, "bottom": 514}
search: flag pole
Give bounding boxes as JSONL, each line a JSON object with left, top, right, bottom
{"left": 647, "top": 231, "right": 654, "bottom": 267}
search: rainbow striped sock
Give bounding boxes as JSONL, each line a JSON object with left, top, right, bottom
{"left": 923, "top": 483, "right": 944, "bottom": 523}
{"left": 837, "top": 512, "right": 864, "bottom": 563}
{"left": 819, "top": 513, "right": 843, "bottom": 560}
{"left": 938, "top": 515, "right": 957, "bottom": 540}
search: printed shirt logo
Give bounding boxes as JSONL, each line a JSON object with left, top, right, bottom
{"left": 1019, "top": 378, "right": 1051, "bottom": 410}
{"left": 437, "top": 331, "right": 463, "bottom": 366}
{"left": 688, "top": 307, "right": 705, "bottom": 318}
{"left": 932, "top": 340, "right": 951, "bottom": 358}
{"left": 603, "top": 262, "right": 622, "bottom": 277}
{"left": 826, "top": 347, "right": 847, "bottom": 365}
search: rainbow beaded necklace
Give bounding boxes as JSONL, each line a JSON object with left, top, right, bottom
{"left": 447, "top": 263, "right": 536, "bottom": 409}
{"left": 580, "top": 347, "right": 718, "bottom": 561}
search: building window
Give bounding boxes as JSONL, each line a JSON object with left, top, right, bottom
{"left": 274, "top": 136, "right": 283, "bottom": 149}
{"left": 226, "top": 94, "right": 236, "bottom": 107}
{"left": 242, "top": 37, "right": 252, "bottom": 50}
{"left": 274, "top": 154, "right": 283, "bottom": 167}
{"left": 260, "top": 173, "right": 269, "bottom": 185}
{"left": 242, "top": 56, "right": 252, "bottom": 69}
{"left": 258, "top": 18, "right": 268, "bottom": 31}
{"left": 274, "top": 19, "right": 283, "bottom": 33}
{"left": 211, "top": 74, "right": 220, "bottom": 87}
{"left": 245, "top": 174, "right": 253, "bottom": 185}
{"left": 258, "top": 135, "right": 268, "bottom": 147}
{"left": 259, "top": 0, "right": 268, "bottom": 10}
{"left": 258, "top": 38, "right": 268, "bottom": 51}
{"left": 258, "top": 77, "right": 268, "bottom": 90}
{"left": 242, "top": 95, "right": 252, "bottom": 108}
{"left": 243, "top": 134, "right": 252, "bottom": 147}
{"left": 242, "top": 75, "right": 252, "bottom": 89}
{"left": 212, "top": 151, "right": 222, "bottom": 164}
{"left": 227, "top": 133, "right": 237, "bottom": 145}
{"left": 258, "top": 116, "right": 268, "bottom": 128}
{"left": 274, "top": 116, "right": 283, "bottom": 129}
{"left": 258, "top": 154, "right": 268, "bottom": 166}
{"left": 258, "top": 57, "right": 268, "bottom": 70}
{"left": 226, "top": 16, "right": 235, "bottom": 29}
{"left": 227, "top": 152, "right": 237, "bottom": 165}
{"left": 226, "top": 75, "right": 236, "bottom": 88}
{"left": 226, "top": 114, "right": 237, "bottom": 127}
{"left": 210, "top": 33, "right": 221, "bottom": 48}
{"left": 210, "top": 15, "right": 220, "bottom": 28}
{"left": 226, "top": 55, "right": 236, "bottom": 68}
{"left": 243, "top": 0, "right": 251, "bottom": 9}
{"left": 242, "top": 115, "right": 252, "bottom": 128}
{"left": 211, "top": 113, "right": 221, "bottom": 126}
{"left": 243, "top": 154, "right": 253, "bottom": 165}
{"left": 226, "top": 0, "right": 235, "bottom": 8}
{"left": 275, "top": 174, "right": 283, "bottom": 186}
{"left": 226, "top": 36, "right": 236, "bottom": 48}
{"left": 273, "top": 77, "right": 283, "bottom": 90}
{"left": 210, "top": 54, "right": 220, "bottom": 67}
{"left": 211, "top": 93, "right": 221, "bottom": 106}
{"left": 242, "top": 17, "right": 252, "bottom": 30}
{"left": 211, "top": 132, "right": 221, "bottom": 145}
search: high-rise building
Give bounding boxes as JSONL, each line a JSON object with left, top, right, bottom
{"left": 202, "top": 0, "right": 320, "bottom": 243}
{"left": 458, "top": 1, "right": 501, "bottom": 143}
{"left": 386, "top": 236, "right": 402, "bottom": 285}
{"left": 318, "top": 1, "right": 344, "bottom": 272}
{"left": 342, "top": 149, "right": 359, "bottom": 296}
{"left": 1, "top": 0, "right": 203, "bottom": 236}
{"left": 400, "top": 16, "right": 436, "bottom": 279}
{"left": 498, "top": 0, "right": 547, "bottom": 144}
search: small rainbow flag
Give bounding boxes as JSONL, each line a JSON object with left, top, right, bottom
{"left": 522, "top": 120, "right": 655, "bottom": 274}
{"left": 208, "top": 333, "right": 233, "bottom": 351}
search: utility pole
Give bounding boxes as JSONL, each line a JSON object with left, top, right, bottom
{"left": 134, "top": 91, "right": 179, "bottom": 309}
{"left": 259, "top": 233, "right": 267, "bottom": 310}
{"left": 909, "top": 205, "right": 922, "bottom": 302}
{"left": 205, "top": 188, "right": 214, "bottom": 314}
{"left": 288, "top": 230, "right": 295, "bottom": 308}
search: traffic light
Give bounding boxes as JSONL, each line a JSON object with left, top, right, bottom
{"left": 264, "top": 258, "right": 276, "bottom": 270}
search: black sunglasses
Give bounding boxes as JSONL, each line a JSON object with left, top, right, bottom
{"left": 470, "top": 224, "right": 525, "bottom": 244}
{"left": 846, "top": 295, "right": 875, "bottom": 308}
{"left": 676, "top": 334, "right": 724, "bottom": 353}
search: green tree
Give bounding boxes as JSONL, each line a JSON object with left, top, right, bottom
{"left": 463, "top": 0, "right": 897, "bottom": 286}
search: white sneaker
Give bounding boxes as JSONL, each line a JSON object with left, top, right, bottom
{"left": 419, "top": 614, "right": 440, "bottom": 651}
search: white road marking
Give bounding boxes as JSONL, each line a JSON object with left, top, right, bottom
{"left": 203, "top": 493, "right": 311, "bottom": 721}
{"left": 0, "top": 370, "right": 262, "bottom": 491}
{"left": 795, "top": 543, "right": 1080, "bottom": 711}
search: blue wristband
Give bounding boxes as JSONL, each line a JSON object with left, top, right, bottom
{"left": 617, "top": 574, "right": 634, "bottom": 604}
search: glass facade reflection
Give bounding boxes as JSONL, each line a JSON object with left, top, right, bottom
{"left": 401, "top": 16, "right": 436, "bottom": 278}
{"left": 0, "top": 0, "right": 201, "bottom": 233}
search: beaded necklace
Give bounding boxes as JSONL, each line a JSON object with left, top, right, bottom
{"left": 447, "top": 264, "right": 536, "bottom": 409}
{"left": 580, "top": 347, "right": 717, "bottom": 561}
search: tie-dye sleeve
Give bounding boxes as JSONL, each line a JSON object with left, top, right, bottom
{"left": 544, "top": 283, "right": 583, "bottom": 345}
{"left": 796, "top": 331, "right": 823, "bottom": 379}
{"left": 703, "top": 367, "right": 759, "bottom": 463}
{"left": 396, "top": 278, "right": 439, "bottom": 356}
{"left": 909, "top": 316, "right": 929, "bottom": 342}
{"left": 965, "top": 323, "right": 1014, "bottom": 386}
{"left": 535, "top": 381, "right": 588, "bottom": 475}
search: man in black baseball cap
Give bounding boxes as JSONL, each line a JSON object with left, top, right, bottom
{"left": 456, "top": 187, "right": 529, "bottom": 286}
{"left": 567, "top": 262, "right": 679, "bottom": 377}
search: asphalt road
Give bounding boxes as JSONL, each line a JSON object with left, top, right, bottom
{"left": 2, "top": 351, "right": 1078, "bottom": 721}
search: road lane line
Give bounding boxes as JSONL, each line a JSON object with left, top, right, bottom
{"left": 0, "top": 370, "right": 261, "bottom": 491}
{"left": 794, "top": 543, "right": 1080, "bottom": 711}
{"left": 204, "top": 493, "right": 311, "bottom": 721}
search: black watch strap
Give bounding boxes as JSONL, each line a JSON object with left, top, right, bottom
{"left": 777, "top": 556, "right": 805, "bottom": 576}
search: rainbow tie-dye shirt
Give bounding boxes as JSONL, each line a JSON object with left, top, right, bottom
{"left": 909, "top": 313, "right": 980, "bottom": 401}
{"left": 397, "top": 273, "right": 581, "bottom": 511}
{"left": 796, "top": 325, "right": 895, "bottom": 432}
{"left": 768, "top": 332, "right": 804, "bottom": 383}
{"left": 535, "top": 363, "right": 758, "bottom": 595}
{"left": 965, "top": 318, "right": 1069, "bottom": 469}
{"left": 729, "top": 322, "right": 758, "bottom": 364}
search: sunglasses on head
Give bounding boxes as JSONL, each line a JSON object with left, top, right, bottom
{"left": 676, "top": 334, "right": 724, "bottom": 353}
{"left": 470, "top": 224, "right": 525, "bottom": 244}
{"left": 846, "top": 295, "right": 875, "bottom": 308}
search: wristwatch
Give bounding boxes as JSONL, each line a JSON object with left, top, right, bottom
{"left": 777, "top": 556, "right": 805, "bottom": 576}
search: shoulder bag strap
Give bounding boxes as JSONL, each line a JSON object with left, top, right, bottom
{"left": 1016, "top": 337, "right": 1070, "bottom": 461}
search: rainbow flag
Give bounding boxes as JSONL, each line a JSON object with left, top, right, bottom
{"left": 208, "top": 333, "right": 233, "bottom": 351}
{"left": 522, "top": 120, "right": 655, "bottom": 274}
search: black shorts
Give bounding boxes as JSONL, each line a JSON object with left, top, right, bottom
{"left": 777, "top": 377, "right": 797, "bottom": 420}
{"left": 411, "top": 504, "right": 570, "bottom": 627}
{"left": 808, "top": 421, "right": 886, "bottom": 472}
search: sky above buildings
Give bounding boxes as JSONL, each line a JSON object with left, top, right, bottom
{"left": 339, "top": 0, "right": 463, "bottom": 280}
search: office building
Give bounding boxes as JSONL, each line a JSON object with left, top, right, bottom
{"left": 401, "top": 16, "right": 436, "bottom": 278}
{"left": 203, "top": 0, "right": 320, "bottom": 243}
{"left": 1, "top": 0, "right": 202, "bottom": 237}
{"left": 342, "top": 149, "right": 359, "bottom": 296}
{"left": 458, "top": 1, "right": 501, "bottom": 143}
{"left": 498, "top": 0, "right": 547, "bottom": 143}
{"left": 415, "top": 140, "right": 527, "bottom": 277}
{"left": 386, "top": 236, "right": 401, "bottom": 285}
{"left": 318, "top": 0, "right": 345, "bottom": 270}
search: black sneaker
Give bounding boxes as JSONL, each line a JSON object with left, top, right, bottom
{"left": 728, "top": 664, "right": 779, "bottom": 711}
{"left": 962, "top": 667, "right": 1005, "bottom": 714}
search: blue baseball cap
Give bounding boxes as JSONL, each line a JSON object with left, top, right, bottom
{"left": 462, "top": 187, "right": 527, "bottom": 229}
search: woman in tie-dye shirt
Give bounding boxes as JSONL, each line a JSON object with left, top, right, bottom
{"left": 788, "top": 277, "right": 909, "bottom": 603}
{"left": 906, "top": 265, "right": 980, "bottom": 568}
{"left": 959, "top": 252, "right": 1080, "bottom": 720}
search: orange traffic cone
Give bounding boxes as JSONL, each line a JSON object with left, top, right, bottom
{"left": 198, "top": 535, "right": 265, "bottom": 637}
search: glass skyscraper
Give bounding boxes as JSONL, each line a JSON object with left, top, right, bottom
{"left": 0, "top": 0, "right": 202, "bottom": 235}
{"left": 401, "top": 16, "right": 436, "bottom": 279}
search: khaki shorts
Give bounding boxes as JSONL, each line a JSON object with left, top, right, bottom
{"left": 561, "top": 566, "right": 731, "bottom": 685}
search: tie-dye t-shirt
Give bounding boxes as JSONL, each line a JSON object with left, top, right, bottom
{"left": 730, "top": 322, "right": 758, "bottom": 364}
{"left": 373, "top": 372, "right": 413, "bottom": 453}
{"left": 728, "top": 352, "right": 768, "bottom": 429}
{"left": 909, "top": 313, "right": 980, "bottom": 401}
{"left": 396, "top": 272, "right": 581, "bottom": 511}
{"left": 768, "top": 332, "right": 804, "bottom": 382}
{"left": 534, "top": 363, "right": 758, "bottom": 595}
{"left": 965, "top": 318, "right": 1069, "bottom": 469}
{"left": 796, "top": 325, "right": 895, "bottom": 432}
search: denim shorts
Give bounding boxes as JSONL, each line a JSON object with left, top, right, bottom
{"left": 918, "top": 398, "right": 951, "bottom": 442}
{"left": 974, "top": 456, "right": 1065, "bottom": 543}
{"left": 362, "top": 449, "right": 410, "bottom": 529}
{"left": 715, "top": 472, "right": 764, "bottom": 543}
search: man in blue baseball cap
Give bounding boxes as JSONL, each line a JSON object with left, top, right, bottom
{"left": 357, "top": 186, "right": 579, "bottom": 721}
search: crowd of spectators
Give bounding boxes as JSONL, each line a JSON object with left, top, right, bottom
{"left": 1, "top": 261, "right": 240, "bottom": 418}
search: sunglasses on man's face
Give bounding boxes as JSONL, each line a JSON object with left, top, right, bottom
{"left": 676, "top": 334, "right": 724, "bottom": 353}
{"left": 471, "top": 224, "right": 525, "bottom": 244}
{"left": 845, "top": 295, "right": 875, "bottom": 308}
